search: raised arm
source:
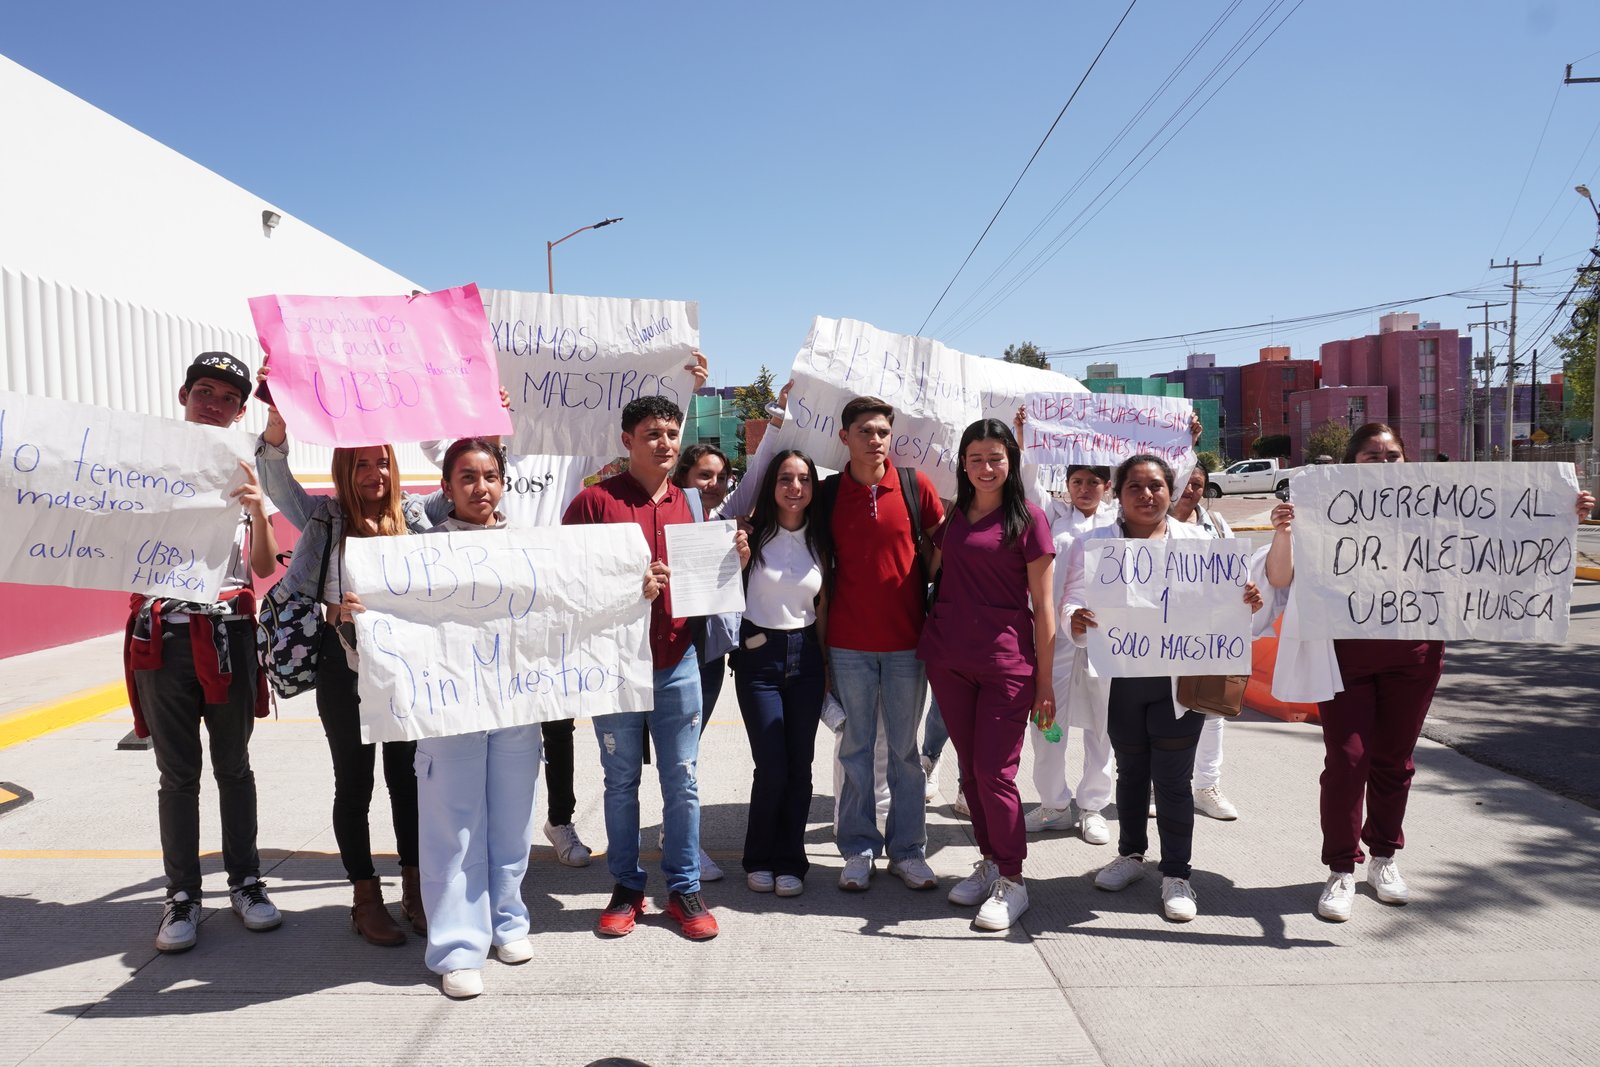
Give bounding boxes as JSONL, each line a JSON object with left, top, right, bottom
{"left": 254, "top": 403, "right": 322, "bottom": 531}
{"left": 1265, "top": 501, "right": 1294, "bottom": 589}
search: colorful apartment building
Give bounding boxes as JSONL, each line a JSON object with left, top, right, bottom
{"left": 1240, "top": 345, "right": 1320, "bottom": 445}
{"left": 1155, "top": 353, "right": 1243, "bottom": 458}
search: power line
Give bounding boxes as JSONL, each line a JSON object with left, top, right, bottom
{"left": 1491, "top": 81, "right": 1564, "bottom": 257}
{"left": 914, "top": 0, "right": 1139, "bottom": 336}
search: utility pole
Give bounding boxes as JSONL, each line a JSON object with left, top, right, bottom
{"left": 1491, "top": 257, "right": 1541, "bottom": 460}
{"left": 1467, "top": 300, "right": 1505, "bottom": 461}
{"left": 1565, "top": 64, "right": 1600, "bottom": 84}
{"left": 1531, "top": 347, "right": 1539, "bottom": 434}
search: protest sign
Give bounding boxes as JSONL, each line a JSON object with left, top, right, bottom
{"left": 249, "top": 284, "right": 511, "bottom": 447}
{"left": 1021, "top": 391, "right": 1195, "bottom": 473}
{"left": 485, "top": 290, "right": 699, "bottom": 457}
{"left": 0, "top": 390, "right": 250, "bottom": 600}
{"left": 1083, "top": 537, "right": 1254, "bottom": 678}
{"left": 346, "top": 523, "right": 654, "bottom": 743}
{"left": 761, "top": 317, "right": 1086, "bottom": 498}
{"left": 1284, "top": 462, "right": 1580, "bottom": 643}
{"left": 499, "top": 454, "right": 607, "bottom": 528}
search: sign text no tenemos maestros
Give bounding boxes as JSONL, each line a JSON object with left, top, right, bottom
{"left": 250, "top": 284, "right": 512, "bottom": 447}
{"left": 346, "top": 523, "right": 654, "bottom": 744}
{"left": 762, "top": 317, "right": 1087, "bottom": 499}
{"left": 1084, "top": 538, "right": 1255, "bottom": 678}
{"left": 1285, "top": 462, "right": 1581, "bottom": 643}
{"left": 0, "top": 391, "right": 250, "bottom": 601}
{"left": 485, "top": 290, "right": 700, "bottom": 458}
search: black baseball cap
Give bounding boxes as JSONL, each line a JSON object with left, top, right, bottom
{"left": 184, "top": 352, "right": 252, "bottom": 404}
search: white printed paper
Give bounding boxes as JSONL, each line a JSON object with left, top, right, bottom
{"left": 486, "top": 290, "right": 699, "bottom": 457}
{"left": 1084, "top": 538, "right": 1254, "bottom": 678}
{"left": 0, "top": 390, "right": 250, "bottom": 600}
{"left": 1021, "top": 391, "right": 1195, "bottom": 472}
{"left": 665, "top": 520, "right": 745, "bottom": 618}
{"left": 762, "top": 317, "right": 1087, "bottom": 498}
{"left": 346, "top": 524, "right": 654, "bottom": 743}
{"left": 1285, "top": 462, "right": 1580, "bottom": 642}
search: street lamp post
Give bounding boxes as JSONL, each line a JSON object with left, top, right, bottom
{"left": 1579, "top": 186, "right": 1600, "bottom": 492}
{"left": 547, "top": 217, "right": 623, "bottom": 294}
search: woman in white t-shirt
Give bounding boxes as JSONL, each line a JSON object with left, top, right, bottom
{"left": 731, "top": 449, "right": 829, "bottom": 898}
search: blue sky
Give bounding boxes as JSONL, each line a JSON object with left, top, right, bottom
{"left": 5, "top": 1, "right": 1600, "bottom": 389}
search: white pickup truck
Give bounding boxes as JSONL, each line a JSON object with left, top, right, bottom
{"left": 1205, "top": 458, "right": 1297, "bottom": 498}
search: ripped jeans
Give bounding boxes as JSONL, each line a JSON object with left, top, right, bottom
{"left": 1107, "top": 677, "right": 1205, "bottom": 879}
{"left": 592, "top": 644, "right": 703, "bottom": 895}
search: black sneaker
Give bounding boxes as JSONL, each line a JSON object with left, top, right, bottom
{"left": 596, "top": 884, "right": 646, "bottom": 937}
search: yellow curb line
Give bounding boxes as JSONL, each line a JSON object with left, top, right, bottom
{"left": 0, "top": 682, "right": 129, "bottom": 752}
{"left": 1578, "top": 566, "right": 1600, "bottom": 582}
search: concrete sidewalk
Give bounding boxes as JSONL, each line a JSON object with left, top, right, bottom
{"left": 2, "top": 637, "right": 1597, "bottom": 1066}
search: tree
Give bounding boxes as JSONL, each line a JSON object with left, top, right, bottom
{"left": 731, "top": 364, "right": 778, "bottom": 465}
{"left": 1194, "top": 451, "right": 1223, "bottom": 473}
{"left": 1552, "top": 267, "right": 1598, "bottom": 432}
{"left": 1304, "top": 419, "right": 1350, "bottom": 464}
{"left": 1002, "top": 341, "right": 1049, "bottom": 369}
{"left": 1252, "top": 434, "right": 1291, "bottom": 459}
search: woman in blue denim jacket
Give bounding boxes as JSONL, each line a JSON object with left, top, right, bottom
{"left": 256, "top": 398, "right": 445, "bottom": 946}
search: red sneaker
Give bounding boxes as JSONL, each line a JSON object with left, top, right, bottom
{"left": 596, "top": 885, "right": 646, "bottom": 937}
{"left": 667, "top": 890, "right": 719, "bottom": 941}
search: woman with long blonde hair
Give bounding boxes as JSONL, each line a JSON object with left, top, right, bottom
{"left": 257, "top": 382, "right": 445, "bottom": 946}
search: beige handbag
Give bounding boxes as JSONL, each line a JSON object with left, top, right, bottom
{"left": 1176, "top": 674, "right": 1248, "bottom": 717}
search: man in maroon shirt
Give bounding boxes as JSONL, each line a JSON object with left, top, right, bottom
{"left": 819, "top": 396, "right": 945, "bottom": 893}
{"left": 562, "top": 394, "right": 748, "bottom": 940}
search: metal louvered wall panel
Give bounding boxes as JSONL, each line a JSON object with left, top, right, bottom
{"left": 1, "top": 267, "right": 431, "bottom": 484}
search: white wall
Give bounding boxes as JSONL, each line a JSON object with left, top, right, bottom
{"left": 0, "top": 54, "right": 432, "bottom": 480}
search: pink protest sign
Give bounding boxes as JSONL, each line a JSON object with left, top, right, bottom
{"left": 249, "top": 284, "right": 512, "bottom": 446}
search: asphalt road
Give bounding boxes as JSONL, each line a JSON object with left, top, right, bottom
{"left": 1213, "top": 495, "right": 1600, "bottom": 809}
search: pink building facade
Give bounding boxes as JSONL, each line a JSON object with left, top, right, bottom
{"left": 1289, "top": 386, "right": 1389, "bottom": 460}
{"left": 1310, "top": 323, "right": 1470, "bottom": 462}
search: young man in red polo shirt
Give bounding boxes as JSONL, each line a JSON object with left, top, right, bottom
{"left": 562, "top": 394, "right": 748, "bottom": 940}
{"left": 820, "top": 395, "right": 945, "bottom": 892}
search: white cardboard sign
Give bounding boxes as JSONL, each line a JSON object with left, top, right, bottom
{"left": 1084, "top": 537, "right": 1254, "bottom": 677}
{"left": 1285, "top": 462, "right": 1580, "bottom": 642}
{"left": 347, "top": 523, "right": 654, "bottom": 743}
{"left": 762, "top": 317, "right": 1087, "bottom": 498}
{"left": 0, "top": 390, "right": 250, "bottom": 601}
{"left": 1021, "top": 391, "right": 1195, "bottom": 472}
{"left": 486, "top": 290, "right": 700, "bottom": 457}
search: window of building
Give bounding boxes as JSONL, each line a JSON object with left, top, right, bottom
{"left": 1349, "top": 397, "right": 1367, "bottom": 422}
{"left": 1420, "top": 394, "right": 1436, "bottom": 411}
{"left": 1419, "top": 339, "right": 1438, "bottom": 363}
{"left": 1282, "top": 390, "right": 1292, "bottom": 403}
{"left": 1281, "top": 368, "right": 1297, "bottom": 383}
{"left": 1421, "top": 420, "right": 1437, "bottom": 445}
{"left": 1419, "top": 366, "right": 1436, "bottom": 383}
{"left": 1210, "top": 373, "right": 1225, "bottom": 394}
{"left": 1282, "top": 413, "right": 1289, "bottom": 425}
{"left": 1105, "top": 385, "right": 1126, "bottom": 395}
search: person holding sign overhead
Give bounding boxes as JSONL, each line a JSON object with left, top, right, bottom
{"left": 562, "top": 394, "right": 750, "bottom": 941}
{"left": 1064, "top": 454, "right": 1267, "bottom": 922}
{"left": 1265, "top": 423, "right": 1595, "bottom": 922}
{"left": 256, "top": 366, "right": 446, "bottom": 947}
{"left": 128, "top": 352, "right": 283, "bottom": 953}
{"left": 918, "top": 419, "right": 1056, "bottom": 930}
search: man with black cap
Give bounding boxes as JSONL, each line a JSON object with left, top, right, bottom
{"left": 125, "top": 351, "right": 282, "bottom": 952}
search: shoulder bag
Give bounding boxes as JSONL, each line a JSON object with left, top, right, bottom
{"left": 257, "top": 518, "right": 334, "bottom": 698}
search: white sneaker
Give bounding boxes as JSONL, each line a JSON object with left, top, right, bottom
{"left": 974, "top": 877, "right": 1030, "bottom": 931}
{"left": 838, "top": 855, "right": 874, "bottom": 891}
{"left": 699, "top": 849, "right": 725, "bottom": 882}
{"left": 948, "top": 859, "right": 1001, "bottom": 907}
{"left": 1094, "top": 854, "right": 1146, "bottom": 892}
{"left": 775, "top": 875, "right": 804, "bottom": 897}
{"left": 1024, "top": 804, "right": 1076, "bottom": 834}
{"left": 1193, "top": 785, "right": 1239, "bottom": 821}
{"left": 1318, "top": 871, "right": 1356, "bottom": 921}
{"left": 746, "top": 870, "right": 776, "bottom": 893}
{"left": 442, "top": 968, "right": 484, "bottom": 998}
{"left": 921, "top": 754, "right": 940, "bottom": 802}
{"left": 228, "top": 877, "right": 282, "bottom": 931}
{"left": 1161, "top": 877, "right": 1198, "bottom": 922}
{"left": 155, "top": 891, "right": 201, "bottom": 953}
{"left": 1079, "top": 810, "right": 1111, "bottom": 845}
{"left": 887, "top": 856, "right": 938, "bottom": 890}
{"left": 1367, "top": 857, "right": 1409, "bottom": 905}
{"left": 952, "top": 791, "right": 971, "bottom": 819}
{"left": 544, "top": 821, "right": 591, "bottom": 867}
{"left": 495, "top": 937, "right": 534, "bottom": 964}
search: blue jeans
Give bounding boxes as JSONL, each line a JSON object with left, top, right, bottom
{"left": 592, "top": 646, "right": 703, "bottom": 894}
{"left": 921, "top": 695, "right": 949, "bottom": 763}
{"left": 831, "top": 647, "right": 928, "bottom": 861}
{"left": 733, "top": 623, "right": 825, "bottom": 877}
{"left": 414, "top": 723, "right": 542, "bottom": 974}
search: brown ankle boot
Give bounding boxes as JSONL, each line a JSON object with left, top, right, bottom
{"left": 400, "top": 865, "right": 427, "bottom": 935}
{"left": 350, "top": 877, "right": 406, "bottom": 946}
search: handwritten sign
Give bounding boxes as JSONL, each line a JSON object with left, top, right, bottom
{"left": 346, "top": 523, "right": 654, "bottom": 743}
{"left": 249, "top": 284, "right": 512, "bottom": 447}
{"left": 1022, "top": 391, "right": 1195, "bottom": 472}
{"left": 500, "top": 454, "right": 607, "bottom": 529}
{"left": 1084, "top": 538, "right": 1254, "bottom": 677}
{"left": 485, "top": 290, "right": 699, "bottom": 457}
{"left": 762, "top": 317, "right": 1087, "bottom": 498}
{"left": 1284, "top": 462, "right": 1580, "bottom": 643}
{"left": 0, "top": 390, "right": 250, "bottom": 600}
